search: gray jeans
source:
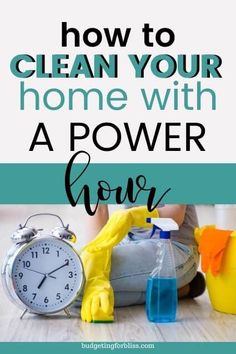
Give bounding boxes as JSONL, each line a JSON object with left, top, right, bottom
{"left": 76, "top": 239, "right": 199, "bottom": 307}
{"left": 110, "top": 239, "right": 199, "bottom": 306}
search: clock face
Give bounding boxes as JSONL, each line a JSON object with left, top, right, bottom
{"left": 12, "top": 237, "right": 84, "bottom": 313}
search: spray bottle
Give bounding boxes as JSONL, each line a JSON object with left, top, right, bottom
{"left": 145, "top": 218, "right": 179, "bottom": 323}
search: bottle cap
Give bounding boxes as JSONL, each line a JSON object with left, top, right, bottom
{"left": 146, "top": 218, "right": 179, "bottom": 238}
{"left": 160, "top": 230, "right": 171, "bottom": 239}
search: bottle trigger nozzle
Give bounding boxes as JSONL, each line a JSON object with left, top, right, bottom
{"left": 147, "top": 218, "right": 179, "bottom": 238}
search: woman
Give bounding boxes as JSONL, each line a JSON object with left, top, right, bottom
{"left": 86, "top": 204, "right": 206, "bottom": 307}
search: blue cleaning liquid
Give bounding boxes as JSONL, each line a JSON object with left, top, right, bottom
{"left": 146, "top": 276, "right": 177, "bottom": 323}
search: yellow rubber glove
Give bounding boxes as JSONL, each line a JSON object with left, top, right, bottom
{"left": 80, "top": 248, "right": 114, "bottom": 322}
{"left": 80, "top": 206, "right": 158, "bottom": 322}
{"left": 83, "top": 206, "right": 158, "bottom": 253}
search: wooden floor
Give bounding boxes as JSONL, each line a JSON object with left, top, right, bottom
{"left": 0, "top": 205, "right": 236, "bottom": 342}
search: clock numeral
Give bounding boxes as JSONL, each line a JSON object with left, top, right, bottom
{"left": 23, "top": 261, "right": 31, "bottom": 268}
{"left": 44, "top": 297, "right": 49, "bottom": 303}
{"left": 32, "top": 293, "right": 37, "bottom": 300}
{"left": 56, "top": 293, "right": 61, "bottom": 300}
{"left": 42, "top": 247, "right": 50, "bottom": 254}
{"left": 31, "top": 251, "right": 38, "bottom": 259}
{"left": 56, "top": 250, "right": 60, "bottom": 257}
{"left": 23, "top": 285, "right": 27, "bottom": 292}
{"left": 65, "top": 259, "right": 69, "bottom": 265}
{"left": 68, "top": 271, "right": 73, "bottom": 278}
{"left": 18, "top": 272, "right": 23, "bottom": 279}
{"left": 65, "top": 284, "right": 69, "bottom": 290}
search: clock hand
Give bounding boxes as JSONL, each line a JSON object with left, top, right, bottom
{"left": 37, "top": 261, "right": 69, "bottom": 289}
{"left": 48, "top": 260, "right": 69, "bottom": 276}
{"left": 37, "top": 274, "right": 47, "bottom": 289}
{"left": 24, "top": 267, "right": 56, "bottom": 279}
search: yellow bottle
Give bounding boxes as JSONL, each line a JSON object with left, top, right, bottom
{"left": 206, "top": 232, "right": 236, "bottom": 314}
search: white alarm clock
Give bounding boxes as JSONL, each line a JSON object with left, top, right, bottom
{"left": 1, "top": 213, "right": 84, "bottom": 318}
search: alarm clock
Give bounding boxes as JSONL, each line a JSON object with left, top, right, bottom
{"left": 1, "top": 213, "right": 84, "bottom": 318}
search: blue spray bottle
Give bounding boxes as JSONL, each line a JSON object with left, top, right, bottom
{"left": 145, "top": 218, "right": 179, "bottom": 323}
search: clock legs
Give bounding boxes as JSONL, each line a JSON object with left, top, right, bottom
{"left": 64, "top": 307, "right": 71, "bottom": 318}
{"left": 20, "top": 307, "right": 72, "bottom": 319}
{"left": 20, "top": 308, "right": 28, "bottom": 319}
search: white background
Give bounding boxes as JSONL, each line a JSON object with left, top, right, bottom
{"left": 0, "top": 0, "right": 235, "bottom": 163}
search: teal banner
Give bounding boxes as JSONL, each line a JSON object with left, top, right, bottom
{"left": 0, "top": 342, "right": 236, "bottom": 353}
{"left": 0, "top": 163, "right": 236, "bottom": 204}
